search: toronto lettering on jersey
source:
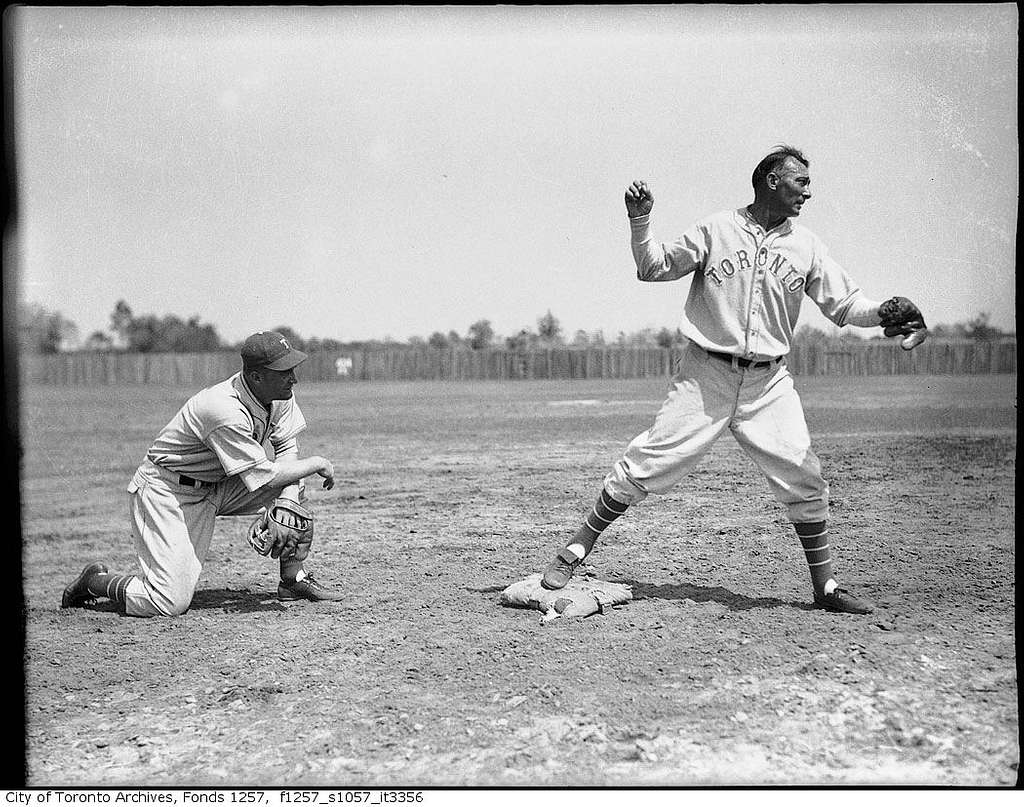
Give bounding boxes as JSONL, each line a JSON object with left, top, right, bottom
{"left": 704, "top": 248, "right": 806, "bottom": 293}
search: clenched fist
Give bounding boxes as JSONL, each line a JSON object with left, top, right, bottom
{"left": 625, "top": 180, "right": 654, "bottom": 218}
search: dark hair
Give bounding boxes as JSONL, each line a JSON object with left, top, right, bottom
{"left": 751, "top": 145, "right": 809, "bottom": 190}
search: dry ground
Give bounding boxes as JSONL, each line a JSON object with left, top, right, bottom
{"left": 18, "top": 374, "right": 1018, "bottom": 786}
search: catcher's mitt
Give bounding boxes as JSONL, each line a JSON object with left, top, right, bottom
{"left": 247, "top": 497, "right": 314, "bottom": 560}
{"left": 878, "top": 295, "right": 928, "bottom": 350}
{"left": 501, "top": 573, "right": 632, "bottom": 622}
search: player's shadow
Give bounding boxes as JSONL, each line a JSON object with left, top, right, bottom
{"left": 466, "top": 580, "right": 810, "bottom": 612}
{"left": 187, "top": 587, "right": 286, "bottom": 613}
{"left": 616, "top": 578, "right": 812, "bottom": 612}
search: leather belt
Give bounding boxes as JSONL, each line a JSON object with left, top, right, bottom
{"left": 706, "top": 349, "right": 782, "bottom": 369}
{"left": 177, "top": 474, "right": 213, "bottom": 489}
{"left": 143, "top": 459, "right": 215, "bottom": 489}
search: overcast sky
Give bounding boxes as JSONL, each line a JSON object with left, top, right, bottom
{"left": 6, "top": 5, "right": 1018, "bottom": 345}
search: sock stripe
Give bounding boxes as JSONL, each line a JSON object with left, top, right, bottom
{"left": 587, "top": 491, "right": 629, "bottom": 534}
{"left": 593, "top": 503, "right": 626, "bottom": 522}
{"left": 599, "top": 490, "right": 629, "bottom": 515}
{"left": 559, "top": 490, "right": 630, "bottom": 566}
{"left": 582, "top": 517, "right": 603, "bottom": 536}
{"left": 794, "top": 522, "right": 834, "bottom": 595}
{"left": 103, "top": 575, "right": 133, "bottom": 603}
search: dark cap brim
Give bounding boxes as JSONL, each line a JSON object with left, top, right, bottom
{"left": 259, "top": 349, "right": 308, "bottom": 371}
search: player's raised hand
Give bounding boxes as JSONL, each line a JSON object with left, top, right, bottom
{"left": 317, "top": 458, "right": 335, "bottom": 489}
{"left": 625, "top": 180, "right": 654, "bottom": 218}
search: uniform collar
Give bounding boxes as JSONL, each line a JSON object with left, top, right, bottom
{"left": 738, "top": 206, "right": 793, "bottom": 236}
{"left": 232, "top": 372, "right": 271, "bottom": 421}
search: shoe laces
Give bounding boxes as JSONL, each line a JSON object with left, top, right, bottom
{"left": 829, "top": 587, "right": 869, "bottom": 605}
{"left": 301, "top": 574, "right": 325, "bottom": 590}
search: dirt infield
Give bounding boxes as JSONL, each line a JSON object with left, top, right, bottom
{"left": 19, "top": 374, "right": 1018, "bottom": 786}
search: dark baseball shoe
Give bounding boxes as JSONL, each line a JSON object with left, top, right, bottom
{"left": 814, "top": 587, "right": 875, "bottom": 615}
{"left": 277, "top": 575, "right": 343, "bottom": 603}
{"left": 61, "top": 562, "right": 108, "bottom": 608}
{"left": 541, "top": 547, "right": 585, "bottom": 590}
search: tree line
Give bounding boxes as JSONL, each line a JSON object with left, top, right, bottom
{"left": 15, "top": 299, "right": 1015, "bottom": 355}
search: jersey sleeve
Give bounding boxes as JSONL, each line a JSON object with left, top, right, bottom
{"left": 842, "top": 293, "right": 884, "bottom": 327}
{"left": 237, "top": 464, "right": 278, "bottom": 493}
{"left": 803, "top": 237, "right": 863, "bottom": 326}
{"left": 630, "top": 215, "right": 708, "bottom": 282}
{"left": 272, "top": 435, "right": 299, "bottom": 457}
{"left": 270, "top": 398, "right": 307, "bottom": 452}
{"left": 237, "top": 441, "right": 297, "bottom": 493}
{"left": 204, "top": 423, "right": 276, "bottom": 478}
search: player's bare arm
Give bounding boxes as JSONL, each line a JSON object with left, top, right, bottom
{"left": 625, "top": 180, "right": 654, "bottom": 218}
{"left": 265, "top": 456, "right": 336, "bottom": 490}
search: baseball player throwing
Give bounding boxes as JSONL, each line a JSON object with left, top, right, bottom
{"left": 61, "top": 331, "right": 342, "bottom": 616}
{"left": 540, "top": 145, "right": 927, "bottom": 614}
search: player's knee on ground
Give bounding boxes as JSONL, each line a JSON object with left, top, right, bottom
{"left": 158, "top": 599, "right": 193, "bottom": 617}
{"left": 125, "top": 577, "right": 196, "bottom": 618}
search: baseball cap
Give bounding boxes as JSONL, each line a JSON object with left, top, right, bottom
{"left": 240, "top": 331, "right": 308, "bottom": 371}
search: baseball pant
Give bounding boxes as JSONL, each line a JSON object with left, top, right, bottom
{"left": 604, "top": 339, "right": 829, "bottom": 524}
{"left": 123, "top": 460, "right": 284, "bottom": 617}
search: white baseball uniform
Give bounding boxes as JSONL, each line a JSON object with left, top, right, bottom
{"left": 604, "top": 207, "right": 869, "bottom": 524}
{"left": 123, "top": 372, "right": 306, "bottom": 616}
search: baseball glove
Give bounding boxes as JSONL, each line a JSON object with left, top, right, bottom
{"left": 247, "top": 497, "right": 314, "bottom": 561}
{"left": 878, "top": 295, "right": 928, "bottom": 350}
{"left": 501, "top": 573, "right": 632, "bottom": 622}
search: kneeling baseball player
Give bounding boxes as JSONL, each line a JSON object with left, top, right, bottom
{"left": 61, "top": 331, "right": 341, "bottom": 616}
{"left": 539, "top": 145, "right": 928, "bottom": 615}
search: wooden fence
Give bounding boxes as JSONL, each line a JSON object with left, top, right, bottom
{"left": 18, "top": 339, "right": 1017, "bottom": 386}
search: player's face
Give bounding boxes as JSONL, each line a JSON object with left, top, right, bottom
{"left": 249, "top": 367, "right": 298, "bottom": 404}
{"left": 770, "top": 157, "right": 812, "bottom": 217}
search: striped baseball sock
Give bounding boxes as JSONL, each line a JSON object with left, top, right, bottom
{"left": 562, "top": 489, "right": 630, "bottom": 561}
{"left": 795, "top": 521, "right": 837, "bottom": 596}
{"left": 88, "top": 572, "right": 135, "bottom": 605}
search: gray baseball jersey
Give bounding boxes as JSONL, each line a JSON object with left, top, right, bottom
{"left": 629, "top": 208, "right": 866, "bottom": 360}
